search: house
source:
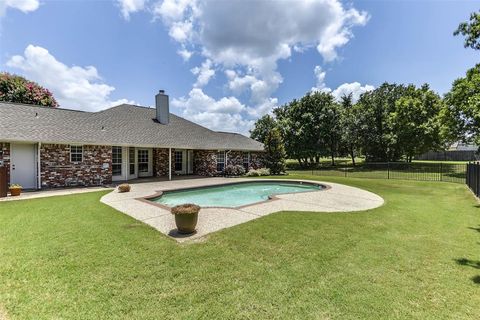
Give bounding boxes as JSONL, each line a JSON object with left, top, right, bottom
{"left": 0, "top": 90, "right": 264, "bottom": 189}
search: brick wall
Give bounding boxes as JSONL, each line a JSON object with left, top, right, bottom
{"left": 0, "top": 143, "right": 10, "bottom": 184}
{"left": 40, "top": 144, "right": 112, "bottom": 188}
{"left": 153, "top": 148, "right": 170, "bottom": 177}
{"left": 194, "top": 150, "right": 217, "bottom": 176}
{"left": 250, "top": 152, "right": 264, "bottom": 169}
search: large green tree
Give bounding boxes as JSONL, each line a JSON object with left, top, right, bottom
{"left": 263, "top": 128, "right": 286, "bottom": 175}
{"left": 249, "top": 114, "right": 277, "bottom": 143}
{"left": 0, "top": 72, "right": 58, "bottom": 107}
{"left": 390, "top": 84, "right": 443, "bottom": 162}
{"left": 339, "top": 94, "right": 363, "bottom": 166}
{"left": 454, "top": 10, "right": 480, "bottom": 50}
{"left": 444, "top": 64, "right": 480, "bottom": 146}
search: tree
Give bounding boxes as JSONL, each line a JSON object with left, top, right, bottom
{"left": 444, "top": 64, "right": 480, "bottom": 146}
{"left": 454, "top": 11, "right": 480, "bottom": 50}
{"left": 0, "top": 72, "right": 58, "bottom": 107}
{"left": 264, "top": 128, "right": 286, "bottom": 175}
{"left": 250, "top": 114, "right": 277, "bottom": 143}
{"left": 339, "top": 94, "right": 363, "bottom": 166}
{"left": 391, "top": 84, "right": 443, "bottom": 162}
{"left": 356, "top": 83, "right": 409, "bottom": 161}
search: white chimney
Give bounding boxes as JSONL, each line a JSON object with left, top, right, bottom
{"left": 155, "top": 90, "right": 169, "bottom": 124}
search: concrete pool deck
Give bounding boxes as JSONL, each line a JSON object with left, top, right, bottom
{"left": 100, "top": 178, "right": 384, "bottom": 242}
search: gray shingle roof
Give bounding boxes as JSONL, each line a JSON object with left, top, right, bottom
{"left": 0, "top": 102, "right": 264, "bottom": 151}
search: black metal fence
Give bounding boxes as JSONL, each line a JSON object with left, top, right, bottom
{"left": 466, "top": 162, "right": 480, "bottom": 197}
{"left": 289, "top": 162, "right": 467, "bottom": 184}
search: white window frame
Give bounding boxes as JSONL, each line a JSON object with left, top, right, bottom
{"left": 243, "top": 152, "right": 250, "bottom": 170}
{"left": 216, "top": 151, "right": 225, "bottom": 172}
{"left": 112, "top": 146, "right": 123, "bottom": 177}
{"left": 70, "top": 145, "right": 83, "bottom": 163}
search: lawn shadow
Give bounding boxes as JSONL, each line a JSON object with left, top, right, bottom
{"left": 472, "top": 275, "right": 480, "bottom": 284}
{"left": 455, "top": 258, "right": 480, "bottom": 269}
{"left": 468, "top": 225, "right": 480, "bottom": 232}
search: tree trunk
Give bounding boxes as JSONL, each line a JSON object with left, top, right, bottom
{"left": 331, "top": 152, "right": 335, "bottom": 166}
{"left": 350, "top": 148, "right": 356, "bottom": 167}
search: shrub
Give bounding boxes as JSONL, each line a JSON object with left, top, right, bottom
{"left": 246, "top": 168, "right": 270, "bottom": 176}
{"left": 0, "top": 72, "right": 58, "bottom": 107}
{"left": 224, "top": 164, "right": 246, "bottom": 176}
{"left": 117, "top": 183, "right": 131, "bottom": 193}
{"left": 171, "top": 203, "right": 200, "bottom": 215}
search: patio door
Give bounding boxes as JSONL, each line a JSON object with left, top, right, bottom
{"left": 174, "top": 150, "right": 185, "bottom": 174}
{"left": 137, "top": 148, "right": 152, "bottom": 177}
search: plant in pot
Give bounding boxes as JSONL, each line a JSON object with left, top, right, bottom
{"left": 9, "top": 184, "right": 22, "bottom": 196}
{"left": 171, "top": 203, "right": 200, "bottom": 234}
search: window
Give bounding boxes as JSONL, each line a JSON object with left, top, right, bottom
{"left": 216, "top": 151, "right": 225, "bottom": 172}
{"left": 174, "top": 151, "right": 183, "bottom": 171}
{"left": 129, "top": 147, "right": 135, "bottom": 175}
{"left": 243, "top": 152, "right": 250, "bottom": 171}
{"left": 138, "top": 149, "right": 149, "bottom": 173}
{"left": 70, "top": 145, "right": 83, "bottom": 162}
{"left": 112, "top": 146, "right": 122, "bottom": 176}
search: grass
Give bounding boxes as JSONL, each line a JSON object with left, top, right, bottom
{"left": 0, "top": 176, "right": 480, "bottom": 319}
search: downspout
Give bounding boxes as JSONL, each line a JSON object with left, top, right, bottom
{"left": 37, "top": 142, "right": 41, "bottom": 189}
{"left": 168, "top": 148, "right": 172, "bottom": 181}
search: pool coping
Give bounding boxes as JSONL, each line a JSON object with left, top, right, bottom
{"left": 136, "top": 179, "right": 332, "bottom": 210}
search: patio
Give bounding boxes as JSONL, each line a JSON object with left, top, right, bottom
{"left": 100, "top": 177, "right": 384, "bottom": 242}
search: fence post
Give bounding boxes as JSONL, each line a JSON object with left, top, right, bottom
{"left": 440, "top": 162, "right": 443, "bottom": 181}
{"left": 387, "top": 162, "right": 390, "bottom": 179}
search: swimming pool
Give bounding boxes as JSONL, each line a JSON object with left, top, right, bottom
{"left": 148, "top": 181, "right": 325, "bottom": 208}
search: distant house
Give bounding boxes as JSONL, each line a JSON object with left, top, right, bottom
{"left": 415, "top": 141, "right": 479, "bottom": 162}
{"left": 0, "top": 90, "right": 264, "bottom": 189}
{"left": 448, "top": 142, "right": 478, "bottom": 151}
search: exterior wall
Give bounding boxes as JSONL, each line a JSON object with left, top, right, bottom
{"left": 0, "top": 143, "right": 10, "bottom": 184}
{"left": 153, "top": 148, "right": 170, "bottom": 177}
{"left": 40, "top": 144, "right": 112, "bottom": 188}
{"left": 250, "top": 152, "right": 264, "bottom": 170}
{"left": 228, "top": 151, "right": 244, "bottom": 167}
{"left": 194, "top": 150, "right": 217, "bottom": 176}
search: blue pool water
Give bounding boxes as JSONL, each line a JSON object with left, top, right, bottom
{"left": 150, "top": 181, "right": 323, "bottom": 208}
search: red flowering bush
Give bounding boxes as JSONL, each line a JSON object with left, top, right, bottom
{"left": 0, "top": 72, "right": 58, "bottom": 107}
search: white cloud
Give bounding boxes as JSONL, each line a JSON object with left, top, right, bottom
{"left": 151, "top": 0, "right": 368, "bottom": 126}
{"left": 331, "top": 82, "right": 375, "bottom": 102}
{"left": 6, "top": 45, "right": 132, "bottom": 111}
{"left": 191, "top": 59, "right": 214, "bottom": 87}
{"left": 0, "top": 0, "right": 39, "bottom": 16}
{"left": 177, "top": 48, "right": 193, "bottom": 61}
{"left": 117, "top": 0, "right": 369, "bottom": 132}
{"left": 117, "top": 0, "right": 147, "bottom": 20}
{"left": 313, "top": 65, "right": 328, "bottom": 91}
{"left": 311, "top": 65, "right": 374, "bottom": 103}
{"left": 171, "top": 88, "right": 253, "bottom": 133}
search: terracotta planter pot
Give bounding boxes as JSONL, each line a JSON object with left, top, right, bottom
{"left": 9, "top": 188, "right": 22, "bottom": 196}
{"left": 174, "top": 213, "right": 198, "bottom": 234}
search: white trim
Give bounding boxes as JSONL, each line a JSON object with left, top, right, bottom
{"left": 168, "top": 148, "right": 172, "bottom": 181}
{"left": 37, "top": 142, "right": 41, "bottom": 189}
{"left": 69, "top": 145, "right": 83, "bottom": 163}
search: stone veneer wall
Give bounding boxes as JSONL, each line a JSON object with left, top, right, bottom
{"left": 194, "top": 150, "right": 217, "bottom": 176}
{"left": 249, "top": 152, "right": 264, "bottom": 170}
{"left": 0, "top": 143, "right": 10, "bottom": 184}
{"left": 40, "top": 144, "right": 112, "bottom": 188}
{"left": 153, "top": 148, "right": 170, "bottom": 177}
{"left": 227, "top": 151, "right": 244, "bottom": 167}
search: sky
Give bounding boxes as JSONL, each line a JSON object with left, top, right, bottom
{"left": 0, "top": 0, "right": 478, "bottom": 135}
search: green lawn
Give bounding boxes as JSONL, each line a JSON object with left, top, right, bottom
{"left": 1, "top": 176, "right": 480, "bottom": 319}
